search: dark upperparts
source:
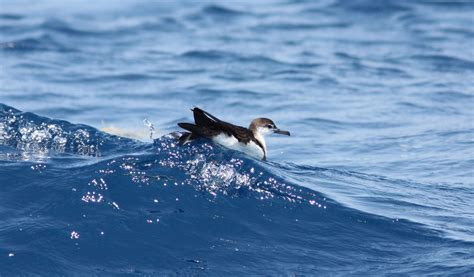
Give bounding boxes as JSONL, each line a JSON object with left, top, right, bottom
{"left": 177, "top": 107, "right": 256, "bottom": 144}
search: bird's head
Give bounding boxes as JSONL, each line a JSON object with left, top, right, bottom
{"left": 249, "top": 118, "right": 290, "bottom": 137}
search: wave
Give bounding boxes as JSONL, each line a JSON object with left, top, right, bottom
{"left": 0, "top": 34, "right": 76, "bottom": 52}
{"left": 330, "top": 0, "right": 410, "bottom": 15}
{"left": 1, "top": 103, "right": 473, "bottom": 274}
{"left": 410, "top": 54, "right": 474, "bottom": 72}
{"left": 201, "top": 5, "right": 248, "bottom": 17}
{"left": 180, "top": 50, "right": 319, "bottom": 69}
{"left": 0, "top": 13, "right": 23, "bottom": 20}
{"left": 0, "top": 104, "right": 146, "bottom": 160}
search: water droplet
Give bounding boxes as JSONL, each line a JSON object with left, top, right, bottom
{"left": 70, "top": 231, "right": 80, "bottom": 239}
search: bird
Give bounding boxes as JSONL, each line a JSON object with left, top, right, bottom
{"left": 177, "top": 107, "right": 290, "bottom": 160}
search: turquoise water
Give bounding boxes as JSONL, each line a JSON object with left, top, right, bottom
{"left": 1, "top": 0, "right": 473, "bottom": 275}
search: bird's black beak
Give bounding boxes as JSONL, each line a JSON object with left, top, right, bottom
{"left": 274, "top": 129, "right": 290, "bottom": 136}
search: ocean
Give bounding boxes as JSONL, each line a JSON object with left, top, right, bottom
{"left": 1, "top": 0, "right": 473, "bottom": 275}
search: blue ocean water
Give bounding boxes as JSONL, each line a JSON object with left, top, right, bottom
{"left": 1, "top": 0, "right": 473, "bottom": 275}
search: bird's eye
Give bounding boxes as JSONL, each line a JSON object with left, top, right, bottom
{"left": 266, "top": 124, "right": 273, "bottom": 128}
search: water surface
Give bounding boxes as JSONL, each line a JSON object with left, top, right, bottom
{"left": 1, "top": 0, "right": 473, "bottom": 275}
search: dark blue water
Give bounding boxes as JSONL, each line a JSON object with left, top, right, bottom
{"left": 1, "top": 0, "right": 473, "bottom": 275}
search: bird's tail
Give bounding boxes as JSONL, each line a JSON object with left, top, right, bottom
{"left": 177, "top": 132, "right": 193, "bottom": 144}
{"left": 177, "top": 123, "right": 201, "bottom": 144}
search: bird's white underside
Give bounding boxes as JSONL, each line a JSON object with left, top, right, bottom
{"left": 212, "top": 133, "right": 265, "bottom": 159}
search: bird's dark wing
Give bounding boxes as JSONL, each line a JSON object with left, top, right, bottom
{"left": 192, "top": 107, "right": 217, "bottom": 127}
{"left": 177, "top": 108, "right": 222, "bottom": 139}
{"left": 192, "top": 108, "right": 254, "bottom": 143}
{"left": 225, "top": 125, "right": 254, "bottom": 144}
{"left": 177, "top": 122, "right": 220, "bottom": 138}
